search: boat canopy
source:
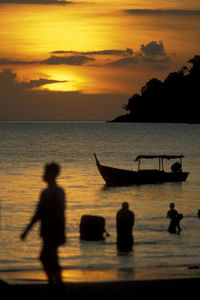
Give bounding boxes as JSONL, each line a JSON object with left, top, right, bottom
{"left": 135, "top": 155, "right": 184, "bottom": 161}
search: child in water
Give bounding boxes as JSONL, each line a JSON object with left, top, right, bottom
{"left": 167, "top": 203, "right": 183, "bottom": 234}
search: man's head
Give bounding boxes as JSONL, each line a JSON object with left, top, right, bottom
{"left": 122, "top": 202, "right": 129, "bottom": 210}
{"left": 43, "top": 162, "right": 60, "bottom": 183}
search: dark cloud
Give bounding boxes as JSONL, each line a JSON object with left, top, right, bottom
{"left": 0, "top": 58, "right": 37, "bottom": 65}
{"left": 20, "top": 78, "right": 67, "bottom": 89}
{"left": 41, "top": 55, "right": 95, "bottom": 65}
{"left": 140, "top": 41, "right": 170, "bottom": 69}
{"left": 140, "top": 41, "right": 166, "bottom": 57}
{"left": 51, "top": 48, "right": 134, "bottom": 56}
{"left": 106, "top": 41, "right": 170, "bottom": 68}
{"left": 0, "top": 43, "right": 170, "bottom": 70}
{"left": 0, "top": 68, "right": 66, "bottom": 90}
{"left": 107, "top": 56, "right": 138, "bottom": 66}
{"left": 0, "top": 0, "right": 71, "bottom": 5}
{"left": 124, "top": 9, "right": 200, "bottom": 16}
{"left": 50, "top": 48, "right": 136, "bottom": 67}
{"left": 141, "top": 56, "right": 170, "bottom": 70}
{"left": 0, "top": 55, "right": 95, "bottom": 66}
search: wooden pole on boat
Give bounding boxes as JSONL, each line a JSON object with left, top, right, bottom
{"left": 161, "top": 158, "right": 164, "bottom": 171}
{"left": 138, "top": 158, "right": 141, "bottom": 171}
{"left": 180, "top": 157, "right": 183, "bottom": 171}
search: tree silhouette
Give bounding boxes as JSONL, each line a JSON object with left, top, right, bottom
{"left": 111, "top": 55, "right": 200, "bottom": 123}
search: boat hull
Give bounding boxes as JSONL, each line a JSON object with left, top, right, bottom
{"left": 94, "top": 155, "right": 189, "bottom": 187}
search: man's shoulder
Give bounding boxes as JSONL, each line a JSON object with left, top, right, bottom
{"left": 41, "top": 185, "right": 65, "bottom": 196}
{"left": 56, "top": 185, "right": 65, "bottom": 194}
{"left": 128, "top": 210, "right": 134, "bottom": 217}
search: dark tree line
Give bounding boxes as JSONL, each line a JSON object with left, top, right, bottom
{"left": 111, "top": 55, "right": 200, "bottom": 123}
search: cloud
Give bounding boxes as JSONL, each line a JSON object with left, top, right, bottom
{"left": 20, "top": 78, "right": 67, "bottom": 89}
{"left": 50, "top": 42, "right": 170, "bottom": 68}
{"left": 51, "top": 48, "right": 134, "bottom": 56}
{"left": 107, "top": 56, "right": 138, "bottom": 66}
{"left": 0, "top": 58, "right": 37, "bottom": 65}
{"left": 0, "top": 50, "right": 133, "bottom": 67}
{"left": 140, "top": 41, "right": 166, "bottom": 57}
{"left": 106, "top": 41, "right": 170, "bottom": 68}
{"left": 41, "top": 55, "right": 95, "bottom": 65}
{"left": 139, "top": 41, "right": 170, "bottom": 69}
{"left": 124, "top": 9, "right": 200, "bottom": 16}
{"left": 49, "top": 48, "right": 136, "bottom": 67}
{"left": 0, "top": 68, "right": 66, "bottom": 90}
{"left": 0, "top": 55, "right": 95, "bottom": 66}
{"left": 0, "top": 0, "right": 71, "bottom": 5}
{"left": 0, "top": 43, "right": 170, "bottom": 70}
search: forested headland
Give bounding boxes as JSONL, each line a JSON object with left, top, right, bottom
{"left": 110, "top": 55, "right": 200, "bottom": 123}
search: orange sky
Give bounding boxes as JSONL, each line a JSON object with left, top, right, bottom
{"left": 0, "top": 0, "right": 200, "bottom": 120}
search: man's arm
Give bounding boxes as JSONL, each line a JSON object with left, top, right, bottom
{"left": 20, "top": 213, "right": 39, "bottom": 240}
{"left": 20, "top": 192, "right": 44, "bottom": 240}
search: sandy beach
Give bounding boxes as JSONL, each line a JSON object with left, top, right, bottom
{"left": 1, "top": 277, "right": 200, "bottom": 299}
{"left": 1, "top": 266, "right": 200, "bottom": 298}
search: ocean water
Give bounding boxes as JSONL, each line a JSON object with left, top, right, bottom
{"left": 1, "top": 121, "right": 200, "bottom": 281}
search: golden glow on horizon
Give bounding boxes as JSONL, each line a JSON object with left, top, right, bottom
{"left": 0, "top": 0, "right": 200, "bottom": 119}
{"left": 39, "top": 68, "right": 86, "bottom": 92}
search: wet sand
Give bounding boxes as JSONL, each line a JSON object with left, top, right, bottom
{"left": 1, "top": 277, "right": 200, "bottom": 299}
{"left": 1, "top": 266, "right": 200, "bottom": 298}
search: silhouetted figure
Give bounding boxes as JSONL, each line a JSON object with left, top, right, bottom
{"left": 167, "top": 202, "right": 178, "bottom": 233}
{"left": 167, "top": 203, "right": 183, "bottom": 233}
{"left": 21, "top": 163, "right": 66, "bottom": 287}
{"left": 171, "top": 162, "right": 182, "bottom": 173}
{"left": 116, "top": 202, "right": 135, "bottom": 252}
{"left": 198, "top": 209, "right": 200, "bottom": 218}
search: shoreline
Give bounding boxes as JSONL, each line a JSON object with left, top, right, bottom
{"left": 1, "top": 265, "right": 200, "bottom": 285}
{"left": 1, "top": 277, "right": 200, "bottom": 298}
{"left": 1, "top": 266, "right": 200, "bottom": 298}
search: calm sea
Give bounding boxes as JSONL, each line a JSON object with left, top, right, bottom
{"left": 1, "top": 121, "right": 200, "bottom": 281}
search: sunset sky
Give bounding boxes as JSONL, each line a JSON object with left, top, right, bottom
{"left": 0, "top": 0, "right": 200, "bottom": 120}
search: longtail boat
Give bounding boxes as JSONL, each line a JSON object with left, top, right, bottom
{"left": 94, "top": 153, "right": 189, "bottom": 187}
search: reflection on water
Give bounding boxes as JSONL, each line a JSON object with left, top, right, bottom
{"left": 1, "top": 121, "right": 200, "bottom": 281}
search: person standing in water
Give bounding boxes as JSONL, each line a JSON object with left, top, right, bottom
{"left": 167, "top": 202, "right": 183, "bottom": 233}
{"left": 21, "top": 162, "right": 66, "bottom": 287}
{"left": 116, "top": 202, "right": 135, "bottom": 252}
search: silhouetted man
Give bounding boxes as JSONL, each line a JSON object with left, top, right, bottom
{"left": 21, "top": 163, "right": 66, "bottom": 286}
{"left": 116, "top": 202, "right": 135, "bottom": 252}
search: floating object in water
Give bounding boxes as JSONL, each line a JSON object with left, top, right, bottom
{"left": 94, "top": 153, "right": 189, "bottom": 186}
{"left": 80, "top": 215, "right": 108, "bottom": 241}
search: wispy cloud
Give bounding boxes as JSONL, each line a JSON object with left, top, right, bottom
{"left": 20, "top": 78, "right": 67, "bottom": 89}
{"left": 124, "top": 9, "right": 200, "bottom": 16}
{"left": 0, "top": 58, "right": 36, "bottom": 65}
{"left": 51, "top": 48, "right": 134, "bottom": 56}
{"left": 0, "top": 68, "right": 66, "bottom": 90}
{"left": 0, "top": 0, "right": 71, "bottom": 5}
{"left": 0, "top": 50, "right": 134, "bottom": 67}
{"left": 0, "top": 54, "right": 94, "bottom": 66}
{"left": 107, "top": 56, "right": 138, "bottom": 66}
{"left": 41, "top": 55, "right": 95, "bottom": 65}
{"left": 0, "top": 42, "right": 171, "bottom": 70}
